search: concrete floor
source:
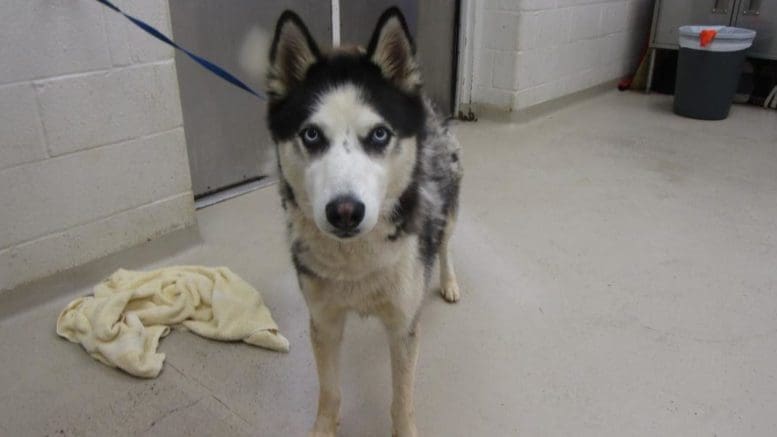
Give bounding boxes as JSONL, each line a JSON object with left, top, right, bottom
{"left": 2, "top": 91, "right": 777, "bottom": 436}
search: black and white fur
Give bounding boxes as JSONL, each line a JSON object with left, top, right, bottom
{"left": 266, "top": 8, "right": 462, "bottom": 437}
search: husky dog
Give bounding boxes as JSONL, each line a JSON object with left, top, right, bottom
{"left": 266, "top": 8, "right": 462, "bottom": 436}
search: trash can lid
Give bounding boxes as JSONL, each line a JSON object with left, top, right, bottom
{"left": 678, "top": 26, "right": 756, "bottom": 51}
{"left": 679, "top": 25, "right": 756, "bottom": 40}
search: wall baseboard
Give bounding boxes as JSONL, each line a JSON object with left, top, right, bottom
{"left": 463, "top": 79, "right": 621, "bottom": 123}
{"left": 0, "top": 226, "right": 201, "bottom": 320}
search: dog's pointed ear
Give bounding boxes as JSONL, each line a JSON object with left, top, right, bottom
{"left": 267, "top": 11, "right": 320, "bottom": 99}
{"left": 367, "top": 7, "right": 421, "bottom": 92}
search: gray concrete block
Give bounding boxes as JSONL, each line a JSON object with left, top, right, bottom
{"left": 0, "top": 191, "right": 194, "bottom": 291}
{"left": 103, "top": 0, "right": 174, "bottom": 66}
{"left": 0, "top": 0, "right": 112, "bottom": 84}
{"left": 0, "top": 83, "right": 47, "bottom": 170}
{"left": 483, "top": 10, "right": 519, "bottom": 51}
{"left": 0, "top": 128, "right": 191, "bottom": 249}
{"left": 36, "top": 61, "right": 183, "bottom": 156}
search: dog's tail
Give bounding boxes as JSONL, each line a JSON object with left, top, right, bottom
{"left": 238, "top": 26, "right": 272, "bottom": 80}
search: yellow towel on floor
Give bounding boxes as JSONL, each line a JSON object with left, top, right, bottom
{"left": 56, "top": 266, "right": 289, "bottom": 378}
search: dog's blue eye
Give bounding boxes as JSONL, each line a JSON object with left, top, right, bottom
{"left": 368, "top": 127, "right": 391, "bottom": 146}
{"left": 299, "top": 126, "right": 324, "bottom": 150}
{"left": 302, "top": 127, "right": 319, "bottom": 142}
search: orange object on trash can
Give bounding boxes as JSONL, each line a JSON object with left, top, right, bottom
{"left": 699, "top": 29, "right": 718, "bottom": 47}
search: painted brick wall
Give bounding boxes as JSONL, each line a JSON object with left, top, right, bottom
{"left": 0, "top": 0, "right": 194, "bottom": 291}
{"left": 469, "top": 0, "right": 653, "bottom": 111}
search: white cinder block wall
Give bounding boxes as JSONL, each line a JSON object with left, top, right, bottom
{"left": 0, "top": 0, "right": 194, "bottom": 291}
{"left": 465, "top": 0, "right": 653, "bottom": 112}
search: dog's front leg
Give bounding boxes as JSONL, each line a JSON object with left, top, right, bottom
{"left": 309, "top": 306, "right": 346, "bottom": 437}
{"left": 383, "top": 314, "right": 420, "bottom": 437}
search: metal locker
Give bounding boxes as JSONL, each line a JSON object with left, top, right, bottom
{"left": 169, "top": 1, "right": 331, "bottom": 198}
{"left": 651, "top": 0, "right": 734, "bottom": 49}
{"left": 734, "top": 0, "right": 777, "bottom": 59}
{"left": 339, "top": 0, "right": 459, "bottom": 115}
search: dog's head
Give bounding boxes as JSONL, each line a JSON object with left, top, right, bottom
{"left": 266, "top": 8, "right": 424, "bottom": 240}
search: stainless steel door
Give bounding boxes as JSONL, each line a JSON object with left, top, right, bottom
{"left": 339, "top": 0, "right": 458, "bottom": 114}
{"left": 652, "top": 0, "right": 734, "bottom": 48}
{"left": 169, "top": 1, "right": 331, "bottom": 197}
{"left": 734, "top": 0, "right": 777, "bottom": 59}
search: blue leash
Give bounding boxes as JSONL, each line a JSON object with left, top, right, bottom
{"left": 96, "top": 0, "right": 265, "bottom": 100}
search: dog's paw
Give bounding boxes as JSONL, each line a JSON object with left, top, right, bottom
{"left": 310, "top": 421, "right": 337, "bottom": 437}
{"left": 310, "top": 416, "right": 338, "bottom": 437}
{"left": 440, "top": 280, "right": 461, "bottom": 303}
{"left": 392, "top": 424, "right": 418, "bottom": 437}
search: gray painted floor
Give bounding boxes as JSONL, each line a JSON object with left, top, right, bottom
{"left": 2, "top": 91, "right": 777, "bottom": 436}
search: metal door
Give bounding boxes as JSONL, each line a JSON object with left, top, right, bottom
{"left": 339, "top": 0, "right": 459, "bottom": 114}
{"left": 169, "top": 1, "right": 331, "bottom": 197}
{"left": 652, "top": 0, "right": 734, "bottom": 48}
{"left": 734, "top": 0, "right": 777, "bottom": 59}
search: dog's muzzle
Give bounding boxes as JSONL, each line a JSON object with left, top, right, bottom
{"left": 325, "top": 195, "right": 365, "bottom": 238}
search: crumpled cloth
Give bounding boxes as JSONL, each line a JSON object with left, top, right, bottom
{"left": 56, "top": 266, "right": 289, "bottom": 378}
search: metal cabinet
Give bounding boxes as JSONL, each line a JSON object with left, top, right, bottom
{"left": 339, "top": 0, "right": 459, "bottom": 114}
{"left": 650, "top": 0, "right": 733, "bottom": 48}
{"left": 169, "top": 1, "right": 457, "bottom": 202}
{"left": 735, "top": 0, "right": 777, "bottom": 58}
{"left": 169, "top": 1, "right": 331, "bottom": 200}
{"left": 650, "top": 0, "right": 776, "bottom": 59}
{"left": 647, "top": 0, "right": 776, "bottom": 91}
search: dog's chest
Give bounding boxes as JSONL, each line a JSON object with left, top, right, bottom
{"left": 290, "top": 216, "right": 422, "bottom": 305}
{"left": 295, "top": 220, "right": 410, "bottom": 280}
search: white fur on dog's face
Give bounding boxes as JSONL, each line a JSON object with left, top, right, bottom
{"left": 278, "top": 84, "right": 417, "bottom": 240}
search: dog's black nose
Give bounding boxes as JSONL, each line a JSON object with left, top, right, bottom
{"left": 325, "top": 195, "right": 365, "bottom": 233}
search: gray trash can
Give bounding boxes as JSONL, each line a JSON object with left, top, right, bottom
{"left": 674, "top": 26, "right": 756, "bottom": 120}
